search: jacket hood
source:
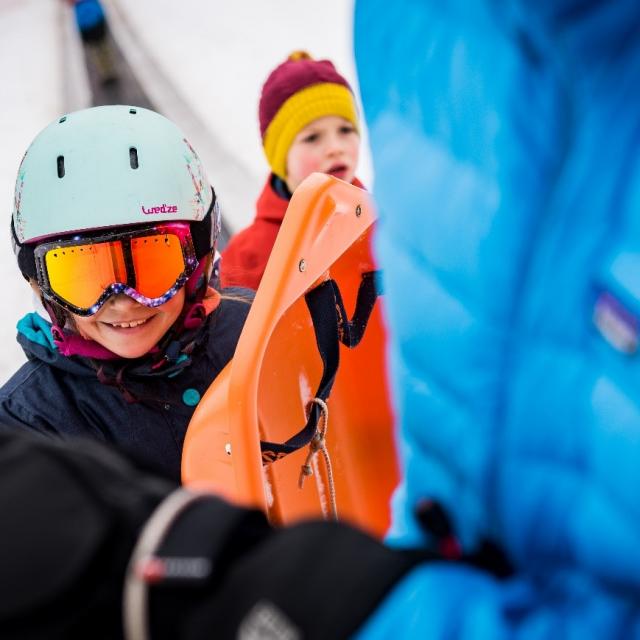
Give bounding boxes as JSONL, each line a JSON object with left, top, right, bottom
{"left": 17, "top": 312, "right": 93, "bottom": 377}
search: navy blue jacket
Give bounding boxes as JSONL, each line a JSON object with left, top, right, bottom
{"left": 0, "top": 294, "right": 251, "bottom": 482}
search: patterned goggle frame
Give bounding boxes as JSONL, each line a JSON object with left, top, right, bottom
{"left": 34, "top": 223, "right": 198, "bottom": 316}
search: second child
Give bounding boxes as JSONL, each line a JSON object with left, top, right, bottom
{"left": 220, "top": 51, "right": 363, "bottom": 290}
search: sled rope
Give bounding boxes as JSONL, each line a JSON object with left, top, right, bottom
{"left": 298, "top": 397, "right": 338, "bottom": 520}
{"left": 259, "top": 272, "right": 383, "bottom": 462}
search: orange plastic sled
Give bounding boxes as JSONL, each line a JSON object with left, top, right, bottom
{"left": 182, "top": 173, "right": 398, "bottom": 538}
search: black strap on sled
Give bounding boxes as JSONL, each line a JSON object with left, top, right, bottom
{"left": 259, "top": 271, "right": 382, "bottom": 464}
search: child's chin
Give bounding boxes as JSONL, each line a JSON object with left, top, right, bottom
{"left": 106, "top": 340, "right": 155, "bottom": 360}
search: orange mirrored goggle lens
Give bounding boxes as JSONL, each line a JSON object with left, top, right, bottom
{"left": 43, "top": 232, "right": 188, "bottom": 311}
{"left": 130, "top": 234, "right": 187, "bottom": 298}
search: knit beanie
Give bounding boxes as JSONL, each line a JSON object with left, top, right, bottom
{"left": 259, "top": 51, "right": 359, "bottom": 180}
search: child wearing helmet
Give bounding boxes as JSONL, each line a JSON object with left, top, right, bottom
{"left": 220, "top": 51, "right": 363, "bottom": 291}
{"left": 0, "top": 105, "right": 251, "bottom": 482}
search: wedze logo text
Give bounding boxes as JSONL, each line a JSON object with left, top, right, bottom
{"left": 142, "top": 204, "right": 179, "bottom": 215}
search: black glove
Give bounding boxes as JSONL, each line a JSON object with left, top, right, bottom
{"left": 126, "top": 492, "right": 421, "bottom": 640}
{"left": 0, "top": 432, "right": 173, "bottom": 640}
{"left": 0, "top": 430, "right": 420, "bottom": 640}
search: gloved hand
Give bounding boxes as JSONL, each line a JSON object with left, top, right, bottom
{"left": 0, "top": 431, "right": 420, "bottom": 640}
{"left": 0, "top": 432, "right": 172, "bottom": 639}
{"left": 126, "top": 491, "right": 420, "bottom": 640}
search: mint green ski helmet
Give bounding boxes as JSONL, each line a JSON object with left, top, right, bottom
{"left": 11, "top": 105, "right": 220, "bottom": 279}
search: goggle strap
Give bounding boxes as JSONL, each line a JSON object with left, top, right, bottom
{"left": 43, "top": 297, "right": 68, "bottom": 328}
{"left": 190, "top": 193, "right": 216, "bottom": 259}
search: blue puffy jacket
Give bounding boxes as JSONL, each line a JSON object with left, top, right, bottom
{"left": 0, "top": 294, "right": 250, "bottom": 482}
{"left": 354, "top": 0, "right": 640, "bottom": 636}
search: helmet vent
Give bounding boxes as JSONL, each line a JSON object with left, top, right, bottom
{"left": 129, "top": 147, "right": 139, "bottom": 170}
{"left": 129, "top": 108, "right": 137, "bottom": 114}
{"left": 58, "top": 116, "right": 67, "bottom": 123}
{"left": 57, "top": 156, "right": 65, "bottom": 178}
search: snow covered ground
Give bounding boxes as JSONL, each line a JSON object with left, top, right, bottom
{"left": 0, "top": 0, "right": 370, "bottom": 384}
{"left": 0, "top": 0, "right": 73, "bottom": 385}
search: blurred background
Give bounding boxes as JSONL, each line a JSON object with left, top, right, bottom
{"left": 0, "top": 0, "right": 372, "bottom": 383}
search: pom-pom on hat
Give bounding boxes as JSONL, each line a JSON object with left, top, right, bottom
{"left": 259, "top": 51, "right": 359, "bottom": 180}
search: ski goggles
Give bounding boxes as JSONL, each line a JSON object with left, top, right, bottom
{"left": 34, "top": 223, "right": 199, "bottom": 316}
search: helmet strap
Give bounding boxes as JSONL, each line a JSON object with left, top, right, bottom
{"left": 179, "top": 251, "right": 214, "bottom": 322}
{"left": 42, "top": 298, "right": 68, "bottom": 328}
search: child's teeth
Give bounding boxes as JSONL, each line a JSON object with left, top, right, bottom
{"left": 112, "top": 319, "right": 147, "bottom": 328}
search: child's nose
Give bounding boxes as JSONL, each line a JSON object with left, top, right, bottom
{"left": 326, "top": 135, "right": 345, "bottom": 156}
{"left": 107, "top": 293, "right": 143, "bottom": 308}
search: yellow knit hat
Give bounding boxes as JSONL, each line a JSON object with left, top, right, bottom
{"left": 259, "top": 51, "right": 359, "bottom": 180}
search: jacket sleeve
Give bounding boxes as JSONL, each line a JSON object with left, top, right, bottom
{"left": 121, "top": 491, "right": 640, "bottom": 639}
{"left": 0, "top": 431, "right": 172, "bottom": 639}
{"left": 220, "top": 227, "right": 264, "bottom": 290}
{"left": 355, "top": 564, "right": 640, "bottom": 639}
{"left": 0, "top": 362, "right": 83, "bottom": 440}
{"left": 0, "top": 392, "right": 59, "bottom": 439}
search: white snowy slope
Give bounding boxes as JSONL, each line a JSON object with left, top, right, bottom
{"left": 102, "top": 0, "right": 372, "bottom": 232}
{"left": 0, "top": 0, "right": 370, "bottom": 385}
{"left": 0, "top": 0, "right": 89, "bottom": 384}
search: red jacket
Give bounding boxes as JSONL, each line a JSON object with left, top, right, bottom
{"left": 221, "top": 175, "right": 364, "bottom": 290}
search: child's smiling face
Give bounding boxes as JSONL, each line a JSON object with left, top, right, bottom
{"left": 285, "top": 115, "right": 360, "bottom": 193}
{"left": 71, "top": 289, "right": 185, "bottom": 358}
